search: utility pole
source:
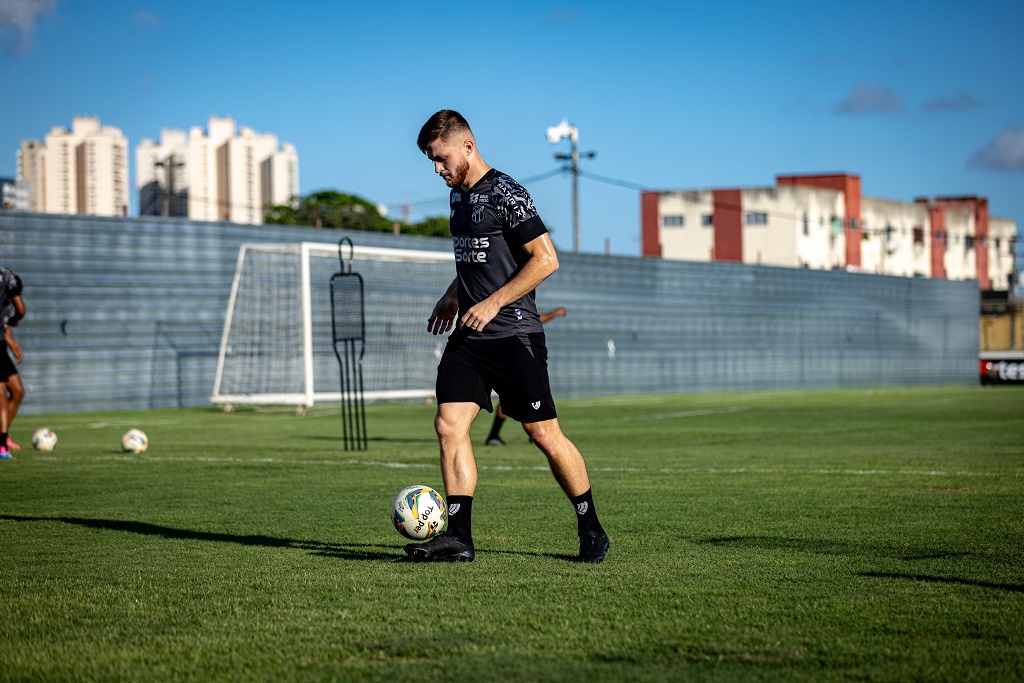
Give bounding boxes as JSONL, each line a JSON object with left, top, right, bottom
{"left": 546, "top": 120, "right": 595, "bottom": 253}
{"left": 154, "top": 154, "right": 184, "bottom": 217}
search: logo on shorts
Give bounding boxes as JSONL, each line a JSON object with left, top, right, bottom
{"left": 514, "top": 308, "right": 523, "bottom": 320}
{"left": 531, "top": 401, "right": 541, "bottom": 410}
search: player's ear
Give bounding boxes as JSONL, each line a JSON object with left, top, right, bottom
{"left": 462, "top": 136, "right": 475, "bottom": 157}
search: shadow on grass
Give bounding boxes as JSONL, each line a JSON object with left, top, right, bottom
{"left": 698, "top": 536, "right": 1022, "bottom": 593}
{"left": 860, "top": 571, "right": 1024, "bottom": 594}
{"left": 1, "top": 514, "right": 399, "bottom": 561}
{"left": 698, "top": 535, "right": 973, "bottom": 562}
{"left": 1, "top": 514, "right": 585, "bottom": 564}
{"left": 698, "top": 535, "right": 876, "bottom": 557}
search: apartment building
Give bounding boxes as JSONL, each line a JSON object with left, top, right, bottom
{"left": 13, "top": 117, "right": 129, "bottom": 217}
{"left": 137, "top": 116, "right": 299, "bottom": 224}
{"left": 641, "top": 173, "right": 1018, "bottom": 291}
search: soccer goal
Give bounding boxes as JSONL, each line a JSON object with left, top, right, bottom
{"left": 211, "top": 241, "right": 455, "bottom": 411}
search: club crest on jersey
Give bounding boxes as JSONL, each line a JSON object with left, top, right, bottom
{"left": 471, "top": 205, "right": 485, "bottom": 223}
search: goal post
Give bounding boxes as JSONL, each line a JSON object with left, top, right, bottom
{"left": 211, "top": 241, "right": 455, "bottom": 411}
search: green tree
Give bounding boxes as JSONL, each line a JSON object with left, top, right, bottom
{"left": 265, "top": 190, "right": 450, "bottom": 237}
{"left": 265, "top": 191, "right": 390, "bottom": 231}
{"left": 401, "top": 215, "right": 450, "bottom": 237}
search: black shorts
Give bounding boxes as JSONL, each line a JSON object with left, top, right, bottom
{"left": 436, "top": 331, "right": 557, "bottom": 423}
{"left": 0, "top": 342, "right": 16, "bottom": 383}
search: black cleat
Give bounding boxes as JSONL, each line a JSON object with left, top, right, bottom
{"left": 404, "top": 533, "right": 475, "bottom": 562}
{"left": 577, "top": 530, "right": 609, "bottom": 563}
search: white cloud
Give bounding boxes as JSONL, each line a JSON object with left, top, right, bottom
{"left": 969, "top": 125, "right": 1024, "bottom": 172}
{"left": 0, "top": 0, "right": 56, "bottom": 52}
{"left": 831, "top": 83, "right": 905, "bottom": 115}
{"left": 923, "top": 90, "right": 984, "bottom": 112}
{"left": 132, "top": 10, "right": 159, "bottom": 28}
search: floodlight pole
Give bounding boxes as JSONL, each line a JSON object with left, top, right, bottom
{"left": 547, "top": 120, "right": 594, "bottom": 253}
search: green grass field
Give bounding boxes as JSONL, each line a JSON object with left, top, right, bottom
{"left": 2, "top": 386, "right": 1022, "bottom": 682}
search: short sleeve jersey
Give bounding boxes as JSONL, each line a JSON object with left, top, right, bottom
{"left": 449, "top": 169, "right": 548, "bottom": 338}
{"left": 0, "top": 266, "right": 19, "bottom": 333}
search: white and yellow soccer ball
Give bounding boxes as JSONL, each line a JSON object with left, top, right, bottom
{"left": 391, "top": 485, "right": 447, "bottom": 540}
{"left": 32, "top": 427, "right": 58, "bottom": 452}
{"left": 121, "top": 428, "right": 149, "bottom": 454}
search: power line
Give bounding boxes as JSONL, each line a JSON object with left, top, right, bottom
{"left": 576, "top": 169, "right": 649, "bottom": 192}
{"left": 381, "top": 167, "right": 569, "bottom": 217}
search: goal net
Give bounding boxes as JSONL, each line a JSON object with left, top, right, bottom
{"left": 211, "top": 241, "right": 454, "bottom": 410}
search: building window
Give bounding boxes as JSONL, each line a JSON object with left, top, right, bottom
{"left": 702, "top": 214, "right": 713, "bottom": 227}
{"left": 913, "top": 226, "right": 924, "bottom": 245}
{"left": 662, "top": 215, "right": 684, "bottom": 227}
{"left": 965, "top": 235, "right": 974, "bottom": 251}
{"left": 744, "top": 212, "right": 767, "bottom": 225}
{"left": 802, "top": 212, "right": 809, "bottom": 236}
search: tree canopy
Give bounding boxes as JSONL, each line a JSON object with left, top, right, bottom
{"left": 265, "top": 190, "right": 448, "bottom": 237}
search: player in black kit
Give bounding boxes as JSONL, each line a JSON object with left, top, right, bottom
{"left": 407, "top": 110, "right": 608, "bottom": 563}
{"left": 0, "top": 266, "right": 25, "bottom": 460}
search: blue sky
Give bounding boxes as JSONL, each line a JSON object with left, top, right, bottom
{"left": 2, "top": 0, "right": 1022, "bottom": 258}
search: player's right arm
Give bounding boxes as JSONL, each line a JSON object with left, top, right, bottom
{"left": 428, "top": 278, "right": 460, "bottom": 336}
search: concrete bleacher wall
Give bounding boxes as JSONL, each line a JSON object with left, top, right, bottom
{"left": 0, "top": 212, "right": 978, "bottom": 415}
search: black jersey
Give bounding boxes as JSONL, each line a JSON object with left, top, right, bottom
{"left": 449, "top": 168, "right": 548, "bottom": 339}
{"left": 0, "top": 266, "right": 20, "bottom": 333}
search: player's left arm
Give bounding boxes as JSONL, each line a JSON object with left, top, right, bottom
{"left": 7, "top": 294, "right": 25, "bottom": 327}
{"left": 5, "top": 327, "right": 22, "bottom": 363}
{"left": 459, "top": 233, "right": 559, "bottom": 331}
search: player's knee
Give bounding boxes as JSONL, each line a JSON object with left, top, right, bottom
{"left": 434, "top": 412, "right": 466, "bottom": 442}
{"left": 524, "top": 421, "right": 556, "bottom": 449}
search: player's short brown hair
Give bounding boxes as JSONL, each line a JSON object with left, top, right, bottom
{"left": 417, "top": 110, "right": 472, "bottom": 153}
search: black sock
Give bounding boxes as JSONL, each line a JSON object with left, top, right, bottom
{"left": 570, "top": 489, "right": 604, "bottom": 535}
{"left": 0, "top": 432, "right": 7, "bottom": 448}
{"left": 446, "top": 495, "right": 473, "bottom": 541}
{"left": 487, "top": 415, "right": 505, "bottom": 441}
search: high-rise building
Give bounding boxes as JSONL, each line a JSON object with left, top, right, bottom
{"left": 137, "top": 116, "right": 299, "bottom": 224}
{"left": 14, "top": 117, "right": 129, "bottom": 217}
{"left": 641, "top": 173, "right": 1018, "bottom": 291}
{"left": 14, "top": 141, "right": 45, "bottom": 211}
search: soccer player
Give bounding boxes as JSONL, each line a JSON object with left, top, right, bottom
{"left": 486, "top": 306, "right": 566, "bottom": 446}
{"left": 408, "top": 110, "right": 608, "bottom": 563}
{"left": 0, "top": 267, "right": 25, "bottom": 460}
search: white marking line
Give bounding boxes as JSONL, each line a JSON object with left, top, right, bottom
{"left": 656, "top": 467, "right": 1012, "bottom": 478}
{"left": 80, "top": 455, "right": 1021, "bottom": 478}
{"left": 572, "top": 406, "right": 748, "bottom": 424}
{"left": 87, "top": 419, "right": 186, "bottom": 429}
{"left": 629, "top": 407, "right": 747, "bottom": 421}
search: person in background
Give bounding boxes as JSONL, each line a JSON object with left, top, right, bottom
{"left": 0, "top": 267, "right": 25, "bottom": 459}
